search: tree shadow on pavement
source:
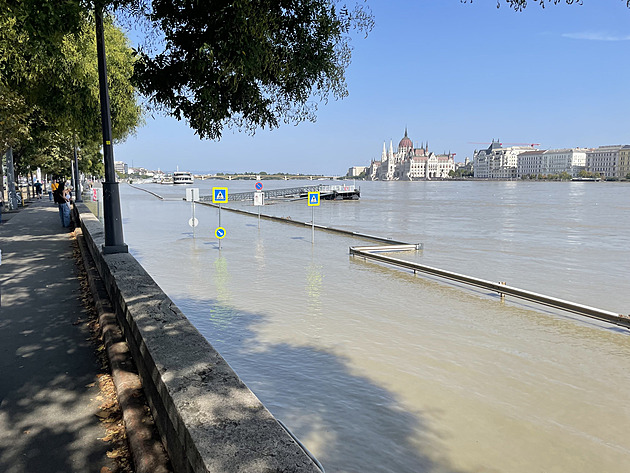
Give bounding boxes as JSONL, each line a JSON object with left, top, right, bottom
{"left": 0, "top": 203, "right": 114, "bottom": 473}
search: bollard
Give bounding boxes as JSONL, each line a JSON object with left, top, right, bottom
{"left": 499, "top": 282, "right": 506, "bottom": 301}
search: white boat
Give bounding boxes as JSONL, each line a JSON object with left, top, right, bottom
{"left": 173, "top": 171, "right": 194, "bottom": 185}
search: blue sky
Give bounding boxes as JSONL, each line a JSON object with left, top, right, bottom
{"left": 115, "top": 0, "right": 630, "bottom": 175}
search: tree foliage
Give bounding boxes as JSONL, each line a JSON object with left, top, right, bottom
{"left": 134, "top": 0, "right": 373, "bottom": 139}
{"left": 1, "top": 2, "right": 141, "bottom": 178}
{"left": 2, "top": 0, "right": 373, "bottom": 181}
{"left": 461, "top": 0, "right": 630, "bottom": 10}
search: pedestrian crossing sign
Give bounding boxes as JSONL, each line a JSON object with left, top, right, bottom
{"left": 212, "top": 187, "right": 228, "bottom": 203}
{"left": 308, "top": 192, "right": 320, "bottom": 206}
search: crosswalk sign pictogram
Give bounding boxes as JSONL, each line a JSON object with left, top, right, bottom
{"left": 308, "top": 192, "right": 320, "bottom": 206}
{"left": 212, "top": 187, "right": 228, "bottom": 203}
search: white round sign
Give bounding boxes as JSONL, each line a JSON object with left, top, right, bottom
{"left": 188, "top": 218, "right": 199, "bottom": 228}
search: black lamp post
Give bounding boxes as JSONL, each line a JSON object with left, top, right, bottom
{"left": 95, "top": 7, "right": 127, "bottom": 254}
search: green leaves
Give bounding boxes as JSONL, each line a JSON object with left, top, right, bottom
{"left": 1, "top": 3, "right": 142, "bottom": 176}
{"left": 461, "top": 1, "right": 630, "bottom": 11}
{"left": 134, "top": 0, "right": 372, "bottom": 139}
{"left": 2, "top": 0, "right": 373, "bottom": 172}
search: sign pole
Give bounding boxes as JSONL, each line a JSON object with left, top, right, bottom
{"left": 307, "top": 191, "right": 320, "bottom": 245}
{"left": 186, "top": 188, "right": 200, "bottom": 237}
{"left": 212, "top": 187, "right": 228, "bottom": 251}
{"left": 254, "top": 182, "right": 264, "bottom": 229}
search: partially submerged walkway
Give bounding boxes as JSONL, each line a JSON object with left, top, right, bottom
{"left": 0, "top": 200, "right": 116, "bottom": 473}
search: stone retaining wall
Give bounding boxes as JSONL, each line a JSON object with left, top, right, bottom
{"left": 74, "top": 203, "right": 320, "bottom": 473}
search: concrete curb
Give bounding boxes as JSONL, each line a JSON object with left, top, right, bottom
{"left": 75, "top": 227, "right": 172, "bottom": 473}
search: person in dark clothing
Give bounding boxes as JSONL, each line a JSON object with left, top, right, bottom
{"left": 53, "top": 184, "right": 71, "bottom": 227}
{"left": 34, "top": 180, "right": 43, "bottom": 199}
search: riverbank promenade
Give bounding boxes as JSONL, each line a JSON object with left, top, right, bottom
{"left": 0, "top": 200, "right": 116, "bottom": 473}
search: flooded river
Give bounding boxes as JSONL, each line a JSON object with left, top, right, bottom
{"left": 118, "top": 180, "right": 630, "bottom": 473}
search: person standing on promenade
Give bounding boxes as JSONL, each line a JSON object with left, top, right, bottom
{"left": 53, "top": 183, "right": 71, "bottom": 227}
{"left": 49, "top": 179, "right": 57, "bottom": 200}
{"left": 34, "top": 180, "right": 43, "bottom": 199}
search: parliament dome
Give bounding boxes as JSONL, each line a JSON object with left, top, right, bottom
{"left": 399, "top": 128, "right": 413, "bottom": 149}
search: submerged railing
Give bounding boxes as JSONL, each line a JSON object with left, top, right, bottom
{"left": 350, "top": 245, "right": 630, "bottom": 329}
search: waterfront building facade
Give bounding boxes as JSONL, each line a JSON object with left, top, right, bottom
{"left": 114, "top": 160, "right": 128, "bottom": 175}
{"left": 618, "top": 145, "right": 630, "bottom": 179}
{"left": 367, "top": 129, "right": 455, "bottom": 180}
{"left": 517, "top": 148, "right": 587, "bottom": 178}
{"left": 347, "top": 166, "right": 367, "bottom": 177}
{"left": 586, "top": 145, "right": 623, "bottom": 178}
{"left": 473, "top": 141, "right": 534, "bottom": 179}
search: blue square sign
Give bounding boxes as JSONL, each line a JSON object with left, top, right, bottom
{"left": 212, "top": 187, "right": 228, "bottom": 203}
{"left": 308, "top": 192, "right": 320, "bottom": 206}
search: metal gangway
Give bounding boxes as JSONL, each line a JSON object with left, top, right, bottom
{"left": 199, "top": 184, "right": 357, "bottom": 203}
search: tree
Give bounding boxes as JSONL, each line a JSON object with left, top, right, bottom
{"left": 3, "top": 0, "right": 372, "bottom": 143}
{"left": 1, "top": 5, "right": 142, "bottom": 178}
{"left": 133, "top": 0, "right": 373, "bottom": 139}
{"left": 462, "top": 1, "right": 630, "bottom": 10}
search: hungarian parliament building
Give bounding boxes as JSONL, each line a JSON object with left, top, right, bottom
{"left": 367, "top": 129, "right": 455, "bottom": 180}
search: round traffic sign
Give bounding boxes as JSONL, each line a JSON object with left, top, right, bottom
{"left": 255, "top": 181, "right": 263, "bottom": 190}
{"left": 188, "top": 217, "right": 199, "bottom": 228}
{"left": 215, "top": 227, "right": 226, "bottom": 239}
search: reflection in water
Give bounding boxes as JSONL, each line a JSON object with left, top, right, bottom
{"left": 306, "top": 259, "right": 323, "bottom": 315}
{"left": 213, "top": 255, "right": 231, "bottom": 304}
{"left": 255, "top": 239, "right": 265, "bottom": 270}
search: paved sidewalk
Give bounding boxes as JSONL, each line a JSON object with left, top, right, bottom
{"left": 0, "top": 200, "right": 116, "bottom": 473}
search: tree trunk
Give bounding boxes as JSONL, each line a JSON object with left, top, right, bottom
{"left": 6, "top": 147, "right": 18, "bottom": 210}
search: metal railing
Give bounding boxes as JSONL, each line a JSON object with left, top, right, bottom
{"left": 198, "top": 184, "right": 357, "bottom": 203}
{"left": 350, "top": 245, "right": 630, "bottom": 329}
{"left": 199, "top": 185, "right": 321, "bottom": 202}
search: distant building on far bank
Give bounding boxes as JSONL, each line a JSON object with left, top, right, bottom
{"left": 619, "top": 145, "right": 630, "bottom": 179}
{"left": 347, "top": 166, "right": 367, "bottom": 177}
{"left": 114, "top": 161, "right": 128, "bottom": 175}
{"left": 586, "top": 145, "right": 624, "bottom": 179}
{"left": 367, "top": 129, "right": 455, "bottom": 180}
{"left": 517, "top": 148, "right": 587, "bottom": 178}
{"left": 473, "top": 141, "right": 534, "bottom": 179}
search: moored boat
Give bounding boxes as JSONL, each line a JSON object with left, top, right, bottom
{"left": 173, "top": 171, "right": 194, "bottom": 185}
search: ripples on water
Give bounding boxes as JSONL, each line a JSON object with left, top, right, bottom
{"left": 121, "top": 181, "right": 630, "bottom": 473}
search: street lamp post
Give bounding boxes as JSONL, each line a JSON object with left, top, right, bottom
{"left": 95, "top": 7, "right": 127, "bottom": 254}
